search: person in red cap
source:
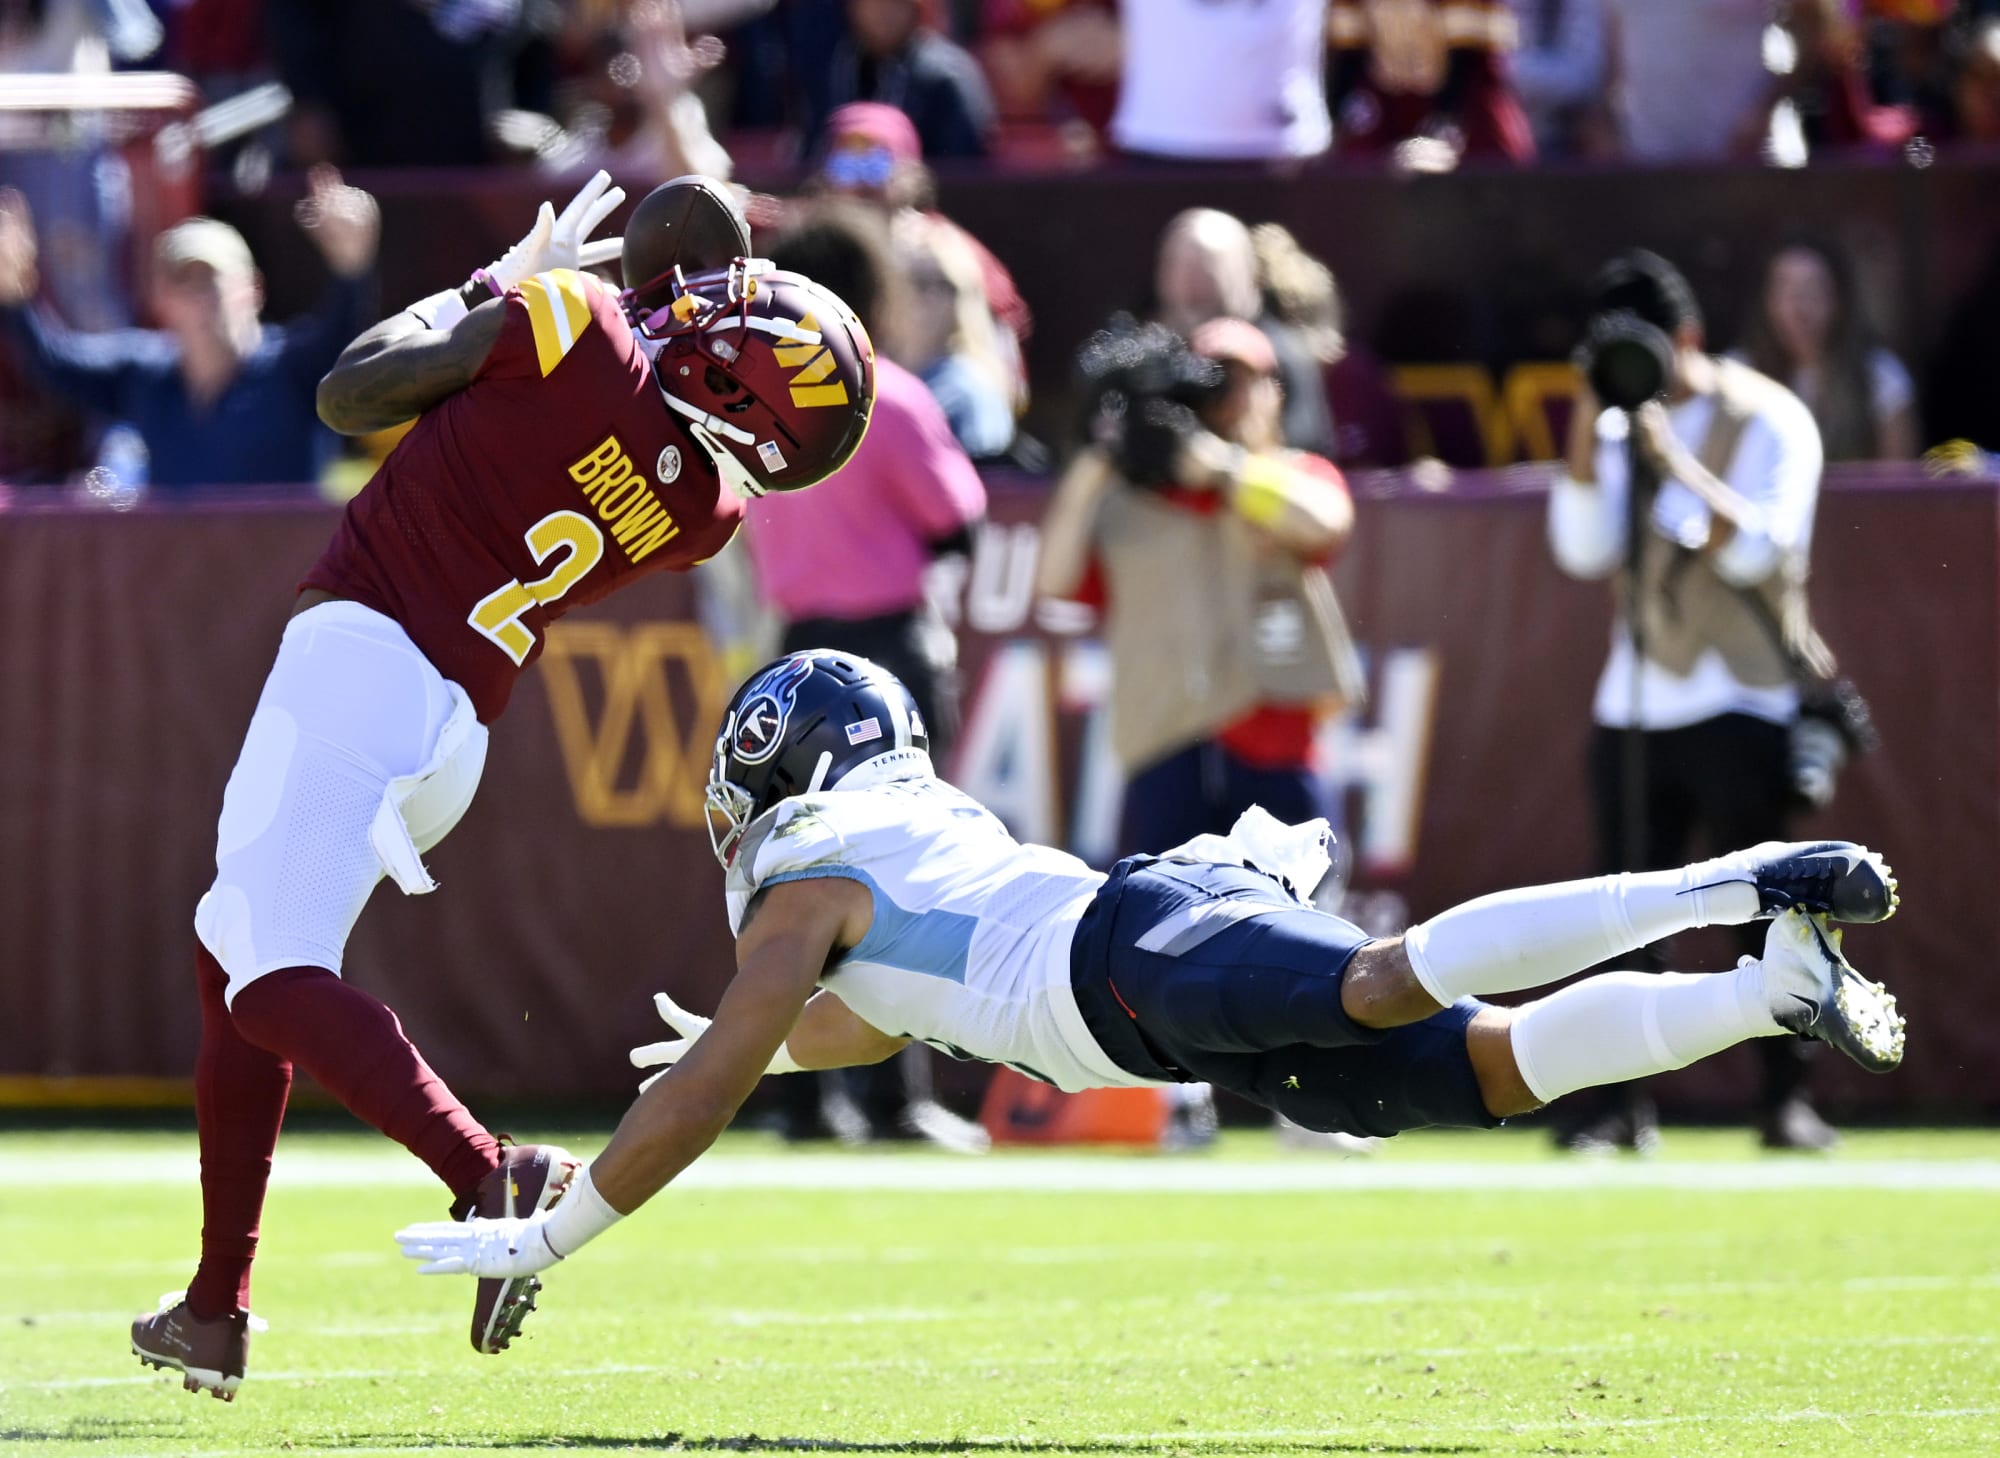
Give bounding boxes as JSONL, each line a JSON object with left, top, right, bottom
{"left": 813, "top": 100, "right": 1033, "bottom": 429}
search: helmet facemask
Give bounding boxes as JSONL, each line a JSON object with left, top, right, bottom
{"left": 703, "top": 731, "right": 760, "bottom": 868}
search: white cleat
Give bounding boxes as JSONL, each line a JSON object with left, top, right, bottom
{"left": 1762, "top": 910, "right": 1906, "bottom": 1073}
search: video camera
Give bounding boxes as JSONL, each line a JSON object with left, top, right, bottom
{"left": 1072, "top": 314, "right": 1228, "bottom": 485}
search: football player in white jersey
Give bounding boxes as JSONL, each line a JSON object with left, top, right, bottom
{"left": 395, "top": 651, "right": 1906, "bottom": 1283}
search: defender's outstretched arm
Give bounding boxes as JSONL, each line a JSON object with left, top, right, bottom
{"left": 394, "top": 876, "right": 873, "bottom": 1278}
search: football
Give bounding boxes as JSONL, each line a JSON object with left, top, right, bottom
{"left": 621, "top": 174, "right": 752, "bottom": 306}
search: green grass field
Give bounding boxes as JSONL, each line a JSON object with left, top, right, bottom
{"left": 6, "top": 1125, "right": 2000, "bottom": 1457}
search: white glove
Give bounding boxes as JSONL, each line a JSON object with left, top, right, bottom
{"left": 630, "top": 990, "right": 802, "bottom": 1091}
{"left": 395, "top": 1211, "right": 561, "bottom": 1279}
{"left": 484, "top": 169, "right": 627, "bottom": 293}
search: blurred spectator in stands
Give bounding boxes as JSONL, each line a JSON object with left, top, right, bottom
{"left": 1, "top": 0, "right": 160, "bottom": 71}
{"left": 1767, "top": 0, "right": 1898, "bottom": 159}
{"left": 1925, "top": 236, "right": 2000, "bottom": 451}
{"left": 1951, "top": 15, "right": 2000, "bottom": 141}
{"left": 0, "top": 170, "right": 377, "bottom": 492}
{"left": 802, "top": 0, "right": 996, "bottom": 159}
{"left": 895, "top": 210, "right": 1016, "bottom": 459}
{"left": 1156, "top": 208, "right": 1334, "bottom": 458}
{"left": 270, "top": 0, "right": 538, "bottom": 167}
{"left": 1859, "top": 1, "right": 1967, "bottom": 140}
{"left": 1505, "top": 0, "right": 1608, "bottom": 159}
{"left": 811, "top": 101, "right": 1032, "bottom": 410}
{"left": 1602, "top": 0, "right": 1776, "bottom": 161}
{"left": 1329, "top": 0, "right": 1536, "bottom": 167}
{"left": 745, "top": 199, "right": 991, "bottom": 1151}
{"left": 1736, "top": 236, "right": 1917, "bottom": 461}
{"left": 726, "top": 0, "right": 843, "bottom": 132}
{"left": 1111, "top": 0, "right": 1330, "bottom": 162}
{"left": 979, "top": 0, "right": 1119, "bottom": 152}
{"left": 0, "top": 0, "right": 165, "bottom": 329}
{"left": 160, "top": 0, "right": 269, "bottom": 102}
{"left": 1252, "top": 222, "right": 1408, "bottom": 470}
{"left": 495, "top": 0, "right": 735, "bottom": 180}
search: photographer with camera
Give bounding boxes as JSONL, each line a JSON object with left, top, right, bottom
{"left": 1037, "top": 314, "right": 1362, "bottom": 860}
{"left": 1548, "top": 249, "right": 1856, "bottom": 1153}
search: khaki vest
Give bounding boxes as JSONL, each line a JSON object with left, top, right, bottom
{"left": 1618, "top": 358, "right": 1834, "bottom": 687}
{"left": 1095, "top": 480, "right": 1367, "bottom": 771}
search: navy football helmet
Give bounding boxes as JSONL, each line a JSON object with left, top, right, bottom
{"left": 705, "top": 650, "right": 931, "bottom": 866}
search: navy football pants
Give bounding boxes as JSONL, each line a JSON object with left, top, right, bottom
{"left": 1071, "top": 858, "right": 1500, "bottom": 1138}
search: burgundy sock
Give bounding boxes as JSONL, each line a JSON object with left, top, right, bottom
{"left": 230, "top": 966, "right": 501, "bottom": 1201}
{"left": 187, "top": 945, "right": 292, "bottom": 1321}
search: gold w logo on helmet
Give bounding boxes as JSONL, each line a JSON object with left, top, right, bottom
{"left": 772, "top": 312, "right": 850, "bottom": 409}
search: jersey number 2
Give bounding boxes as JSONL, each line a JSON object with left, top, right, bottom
{"left": 468, "top": 510, "right": 605, "bottom": 665}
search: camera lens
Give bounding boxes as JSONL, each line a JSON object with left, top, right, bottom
{"left": 1579, "top": 311, "right": 1676, "bottom": 410}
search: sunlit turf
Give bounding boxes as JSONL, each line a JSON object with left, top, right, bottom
{"left": 5, "top": 1125, "right": 1998, "bottom": 1456}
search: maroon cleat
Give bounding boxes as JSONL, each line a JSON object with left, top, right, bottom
{"left": 453, "top": 1143, "right": 578, "bottom": 1354}
{"left": 131, "top": 1293, "right": 259, "bottom": 1400}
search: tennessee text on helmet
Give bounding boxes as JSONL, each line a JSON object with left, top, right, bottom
{"left": 623, "top": 259, "right": 877, "bottom": 503}
{"left": 705, "top": 650, "right": 932, "bottom": 867}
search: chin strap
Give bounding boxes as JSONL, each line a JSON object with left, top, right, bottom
{"left": 653, "top": 387, "right": 766, "bottom": 499}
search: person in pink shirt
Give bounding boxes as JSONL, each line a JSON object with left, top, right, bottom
{"left": 745, "top": 200, "right": 986, "bottom": 759}
{"left": 742, "top": 199, "right": 990, "bottom": 1152}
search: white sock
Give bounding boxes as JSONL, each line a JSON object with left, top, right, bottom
{"left": 1402, "top": 862, "right": 1763, "bottom": 1005}
{"left": 1508, "top": 964, "right": 1785, "bottom": 1104}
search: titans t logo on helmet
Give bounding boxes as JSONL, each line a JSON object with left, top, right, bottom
{"left": 729, "top": 656, "right": 815, "bottom": 765}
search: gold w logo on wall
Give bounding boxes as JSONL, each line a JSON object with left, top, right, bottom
{"left": 540, "top": 621, "right": 726, "bottom": 828}
{"left": 772, "top": 311, "right": 850, "bottom": 409}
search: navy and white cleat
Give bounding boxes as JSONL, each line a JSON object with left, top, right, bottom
{"left": 1763, "top": 911, "right": 1906, "bottom": 1073}
{"left": 1717, "top": 840, "right": 1900, "bottom": 923}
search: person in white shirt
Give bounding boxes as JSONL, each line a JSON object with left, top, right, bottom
{"left": 1548, "top": 249, "right": 1843, "bottom": 1153}
{"left": 1111, "top": 0, "right": 1332, "bottom": 161}
{"left": 391, "top": 649, "right": 1901, "bottom": 1290}
{"left": 1602, "top": 0, "right": 1775, "bottom": 162}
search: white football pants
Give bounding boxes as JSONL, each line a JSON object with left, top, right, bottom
{"left": 194, "top": 601, "right": 488, "bottom": 1006}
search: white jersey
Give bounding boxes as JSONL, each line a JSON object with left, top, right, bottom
{"left": 1111, "top": 0, "right": 1332, "bottom": 160}
{"left": 725, "top": 771, "right": 1162, "bottom": 1092}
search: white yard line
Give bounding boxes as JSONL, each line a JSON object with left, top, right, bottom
{"left": 8, "top": 1329, "right": 1994, "bottom": 1394}
{"left": 28, "top": 1148, "right": 2000, "bottom": 1192}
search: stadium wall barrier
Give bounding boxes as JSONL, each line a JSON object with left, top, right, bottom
{"left": 1, "top": 467, "right": 1994, "bottom": 1117}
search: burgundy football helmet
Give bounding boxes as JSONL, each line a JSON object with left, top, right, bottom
{"left": 624, "top": 259, "right": 876, "bottom": 500}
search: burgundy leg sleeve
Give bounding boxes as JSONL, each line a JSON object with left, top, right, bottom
{"left": 229, "top": 966, "right": 500, "bottom": 1202}
{"left": 187, "top": 945, "right": 292, "bottom": 1321}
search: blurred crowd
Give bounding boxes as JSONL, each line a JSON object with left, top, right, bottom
{"left": 5, "top": 0, "right": 1998, "bottom": 494}
{"left": 9, "top": 1, "right": 2000, "bottom": 169}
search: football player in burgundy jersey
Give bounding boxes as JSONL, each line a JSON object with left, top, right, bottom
{"left": 131, "top": 173, "right": 875, "bottom": 1398}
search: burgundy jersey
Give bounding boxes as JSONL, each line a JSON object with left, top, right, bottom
{"left": 303, "top": 268, "right": 744, "bottom": 721}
